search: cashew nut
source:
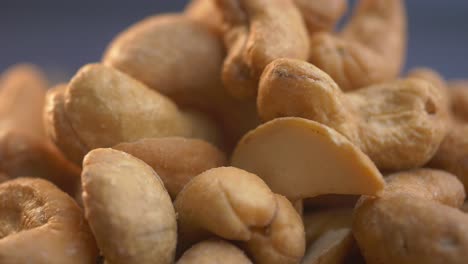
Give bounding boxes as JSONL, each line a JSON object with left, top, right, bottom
{"left": 294, "top": 0, "right": 347, "bottom": 34}
{"left": 215, "top": 0, "right": 309, "bottom": 99}
{"left": 81, "top": 148, "right": 177, "bottom": 264}
{"left": 0, "top": 178, "right": 98, "bottom": 263}
{"left": 177, "top": 240, "right": 252, "bottom": 264}
{"left": 448, "top": 81, "right": 468, "bottom": 122}
{"left": 113, "top": 137, "right": 226, "bottom": 199}
{"left": 258, "top": 59, "right": 448, "bottom": 170}
{"left": 174, "top": 167, "right": 305, "bottom": 264}
{"left": 309, "top": 0, "right": 407, "bottom": 91}
{"left": 353, "top": 169, "right": 468, "bottom": 264}
{"left": 231, "top": 117, "right": 384, "bottom": 201}
{"left": 302, "top": 228, "right": 355, "bottom": 264}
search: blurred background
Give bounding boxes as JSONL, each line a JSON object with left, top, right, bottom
{"left": 0, "top": 0, "right": 467, "bottom": 81}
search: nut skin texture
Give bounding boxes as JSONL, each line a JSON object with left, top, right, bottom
{"left": 353, "top": 169, "right": 468, "bottom": 264}
{"left": 81, "top": 148, "right": 177, "bottom": 264}
{"left": 259, "top": 59, "right": 448, "bottom": 171}
{"left": 177, "top": 240, "right": 252, "bottom": 264}
{"left": 309, "top": 0, "right": 407, "bottom": 91}
{"left": 448, "top": 81, "right": 468, "bottom": 122}
{"left": 294, "top": 0, "right": 347, "bottom": 34}
{"left": 113, "top": 137, "right": 227, "bottom": 199}
{"left": 0, "top": 178, "right": 98, "bottom": 264}
{"left": 174, "top": 167, "right": 305, "bottom": 264}
{"left": 48, "top": 63, "right": 222, "bottom": 164}
{"left": 103, "top": 14, "right": 259, "bottom": 148}
{"left": 0, "top": 65, "right": 81, "bottom": 195}
{"left": 215, "top": 0, "right": 310, "bottom": 100}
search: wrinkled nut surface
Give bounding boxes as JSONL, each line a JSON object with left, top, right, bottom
{"left": 174, "top": 167, "right": 305, "bottom": 264}
{"left": 103, "top": 14, "right": 259, "bottom": 147}
{"left": 47, "top": 63, "right": 221, "bottom": 164}
{"left": 353, "top": 169, "right": 468, "bottom": 264}
{"left": 258, "top": 59, "right": 448, "bottom": 170}
{"left": 303, "top": 208, "right": 353, "bottom": 246}
{"left": 82, "top": 148, "right": 177, "bottom": 264}
{"left": 113, "top": 137, "right": 227, "bottom": 199}
{"left": 215, "top": 0, "right": 309, "bottom": 99}
{"left": 309, "top": 0, "right": 406, "bottom": 91}
{"left": 177, "top": 240, "right": 252, "bottom": 264}
{"left": 302, "top": 228, "right": 355, "bottom": 264}
{"left": 231, "top": 117, "right": 384, "bottom": 201}
{"left": 0, "top": 178, "right": 98, "bottom": 264}
{"left": 294, "top": 0, "right": 347, "bottom": 34}
{"left": 0, "top": 65, "right": 81, "bottom": 194}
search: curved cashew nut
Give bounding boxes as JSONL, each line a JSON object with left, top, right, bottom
{"left": 174, "top": 167, "right": 305, "bottom": 264}
{"left": 0, "top": 178, "right": 98, "bottom": 263}
{"left": 177, "top": 240, "right": 252, "bottom": 264}
{"left": 185, "top": 0, "right": 224, "bottom": 36}
{"left": 0, "top": 65, "right": 81, "bottom": 195}
{"left": 102, "top": 14, "right": 260, "bottom": 147}
{"left": 82, "top": 148, "right": 177, "bottom": 264}
{"left": 353, "top": 169, "right": 468, "bottom": 264}
{"left": 258, "top": 59, "right": 448, "bottom": 170}
{"left": 113, "top": 137, "right": 227, "bottom": 199}
{"left": 45, "top": 64, "right": 222, "bottom": 165}
{"left": 309, "top": 0, "right": 406, "bottom": 91}
{"left": 294, "top": 0, "right": 347, "bottom": 34}
{"left": 215, "top": 0, "right": 309, "bottom": 99}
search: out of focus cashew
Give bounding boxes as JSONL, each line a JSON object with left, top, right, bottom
{"left": 354, "top": 169, "right": 468, "bottom": 264}
{"left": 177, "top": 240, "right": 252, "bottom": 264}
{"left": 309, "top": 0, "right": 406, "bottom": 91}
{"left": 185, "top": 0, "right": 223, "bottom": 35}
{"left": 448, "top": 81, "right": 468, "bottom": 122}
{"left": 174, "top": 167, "right": 305, "bottom": 264}
{"left": 45, "top": 64, "right": 221, "bottom": 164}
{"left": 113, "top": 137, "right": 226, "bottom": 199}
{"left": 258, "top": 59, "right": 447, "bottom": 170}
{"left": 0, "top": 178, "right": 98, "bottom": 263}
{"left": 215, "top": 0, "right": 309, "bottom": 99}
{"left": 294, "top": 0, "right": 347, "bottom": 34}
{"left": 82, "top": 148, "right": 177, "bottom": 264}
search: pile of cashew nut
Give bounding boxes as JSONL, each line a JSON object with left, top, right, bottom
{"left": 0, "top": 0, "right": 467, "bottom": 263}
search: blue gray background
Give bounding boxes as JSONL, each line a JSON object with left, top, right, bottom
{"left": 0, "top": 0, "right": 467, "bottom": 80}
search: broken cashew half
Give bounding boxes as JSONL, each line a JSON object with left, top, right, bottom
{"left": 231, "top": 117, "right": 384, "bottom": 201}
{"left": 258, "top": 59, "right": 448, "bottom": 170}
{"left": 174, "top": 167, "right": 305, "bottom": 264}
{"left": 353, "top": 169, "right": 468, "bottom": 264}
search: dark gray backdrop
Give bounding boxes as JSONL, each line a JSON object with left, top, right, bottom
{"left": 0, "top": 0, "right": 467, "bottom": 80}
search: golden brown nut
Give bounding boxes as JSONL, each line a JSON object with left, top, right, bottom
{"left": 177, "top": 240, "right": 252, "bottom": 264}
{"left": 294, "top": 0, "right": 347, "bottom": 34}
{"left": 309, "top": 0, "right": 406, "bottom": 91}
{"left": 0, "top": 178, "right": 98, "bottom": 263}
{"left": 354, "top": 169, "right": 468, "bottom": 264}
{"left": 448, "top": 81, "right": 468, "bottom": 122}
{"left": 258, "top": 59, "right": 447, "bottom": 170}
{"left": 46, "top": 63, "right": 222, "bottom": 164}
{"left": 82, "top": 148, "right": 177, "bottom": 264}
{"left": 185, "top": 0, "right": 223, "bottom": 35}
{"left": 113, "top": 137, "right": 227, "bottom": 199}
{"left": 215, "top": 0, "right": 309, "bottom": 99}
{"left": 231, "top": 118, "right": 384, "bottom": 201}
{"left": 174, "top": 167, "right": 305, "bottom": 264}
{"left": 103, "top": 14, "right": 259, "bottom": 147}
{"left": 0, "top": 65, "right": 81, "bottom": 195}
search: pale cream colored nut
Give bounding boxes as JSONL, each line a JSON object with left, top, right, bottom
{"left": 353, "top": 169, "right": 468, "bottom": 264}
{"left": 258, "top": 59, "right": 448, "bottom": 171}
{"left": 294, "top": 0, "right": 347, "bottom": 34}
{"left": 215, "top": 0, "right": 309, "bottom": 99}
{"left": 82, "top": 148, "right": 177, "bottom": 264}
{"left": 303, "top": 208, "right": 353, "bottom": 246}
{"left": 302, "top": 228, "right": 355, "bottom": 264}
{"left": 102, "top": 14, "right": 259, "bottom": 147}
{"left": 0, "top": 65, "right": 81, "bottom": 195}
{"left": 174, "top": 167, "right": 305, "bottom": 264}
{"left": 177, "top": 240, "right": 252, "bottom": 264}
{"left": 309, "top": 0, "right": 406, "bottom": 91}
{"left": 0, "top": 178, "right": 98, "bottom": 263}
{"left": 45, "top": 63, "right": 222, "bottom": 165}
{"left": 231, "top": 117, "right": 385, "bottom": 201}
{"left": 185, "top": 0, "right": 224, "bottom": 35}
{"left": 113, "top": 137, "right": 227, "bottom": 199}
